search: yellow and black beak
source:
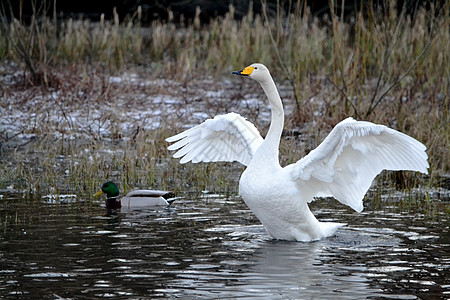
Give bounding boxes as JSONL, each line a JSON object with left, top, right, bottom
{"left": 93, "top": 189, "right": 104, "bottom": 197}
{"left": 232, "top": 66, "right": 254, "bottom": 76}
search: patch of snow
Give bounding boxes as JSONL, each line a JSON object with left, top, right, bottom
{"left": 42, "top": 194, "right": 77, "bottom": 204}
{"left": 205, "top": 90, "right": 224, "bottom": 98}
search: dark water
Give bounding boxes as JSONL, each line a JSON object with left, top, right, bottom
{"left": 0, "top": 192, "right": 448, "bottom": 299}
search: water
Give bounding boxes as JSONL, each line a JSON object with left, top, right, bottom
{"left": 0, "top": 193, "right": 448, "bottom": 299}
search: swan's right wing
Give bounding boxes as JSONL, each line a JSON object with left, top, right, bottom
{"left": 166, "top": 113, "right": 264, "bottom": 166}
{"left": 288, "top": 118, "right": 428, "bottom": 212}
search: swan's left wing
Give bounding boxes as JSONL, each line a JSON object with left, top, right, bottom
{"left": 166, "top": 112, "right": 263, "bottom": 166}
{"left": 288, "top": 118, "right": 429, "bottom": 212}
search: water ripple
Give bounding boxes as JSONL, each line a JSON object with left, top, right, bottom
{"left": 0, "top": 195, "right": 448, "bottom": 299}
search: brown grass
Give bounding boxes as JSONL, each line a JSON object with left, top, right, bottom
{"left": 0, "top": 1, "right": 448, "bottom": 213}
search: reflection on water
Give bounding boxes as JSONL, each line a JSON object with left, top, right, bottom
{"left": 0, "top": 193, "right": 448, "bottom": 298}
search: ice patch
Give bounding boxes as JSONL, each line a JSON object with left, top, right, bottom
{"left": 42, "top": 194, "right": 77, "bottom": 204}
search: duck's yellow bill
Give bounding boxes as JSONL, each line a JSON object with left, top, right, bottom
{"left": 94, "top": 190, "right": 104, "bottom": 197}
{"left": 232, "top": 66, "right": 254, "bottom": 76}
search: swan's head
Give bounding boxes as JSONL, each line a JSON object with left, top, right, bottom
{"left": 232, "top": 63, "right": 270, "bottom": 83}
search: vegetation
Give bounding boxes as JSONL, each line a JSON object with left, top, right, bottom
{"left": 0, "top": 1, "right": 448, "bottom": 213}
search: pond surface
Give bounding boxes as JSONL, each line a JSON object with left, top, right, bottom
{"left": 0, "top": 192, "right": 448, "bottom": 299}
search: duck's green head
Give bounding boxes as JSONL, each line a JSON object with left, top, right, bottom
{"left": 94, "top": 182, "right": 120, "bottom": 199}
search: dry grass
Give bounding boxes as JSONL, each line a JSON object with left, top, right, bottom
{"left": 0, "top": 2, "right": 448, "bottom": 213}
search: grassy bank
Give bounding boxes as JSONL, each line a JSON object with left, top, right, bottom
{"left": 0, "top": 2, "right": 448, "bottom": 213}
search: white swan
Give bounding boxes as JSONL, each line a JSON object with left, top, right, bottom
{"left": 166, "top": 63, "right": 429, "bottom": 241}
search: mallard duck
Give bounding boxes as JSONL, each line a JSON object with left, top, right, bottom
{"left": 94, "top": 182, "right": 175, "bottom": 209}
{"left": 166, "top": 63, "right": 429, "bottom": 242}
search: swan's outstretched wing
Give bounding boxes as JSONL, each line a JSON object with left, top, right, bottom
{"left": 166, "top": 112, "right": 264, "bottom": 166}
{"left": 288, "top": 118, "right": 429, "bottom": 212}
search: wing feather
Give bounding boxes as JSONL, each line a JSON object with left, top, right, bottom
{"left": 166, "top": 113, "right": 264, "bottom": 166}
{"left": 288, "top": 118, "right": 429, "bottom": 212}
{"left": 167, "top": 137, "right": 190, "bottom": 151}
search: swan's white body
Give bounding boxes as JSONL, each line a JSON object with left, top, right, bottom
{"left": 166, "top": 63, "right": 429, "bottom": 241}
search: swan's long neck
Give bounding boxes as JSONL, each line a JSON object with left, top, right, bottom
{"left": 255, "top": 75, "right": 284, "bottom": 167}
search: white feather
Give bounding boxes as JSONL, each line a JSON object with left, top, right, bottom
{"left": 167, "top": 63, "right": 429, "bottom": 241}
{"left": 166, "top": 112, "right": 263, "bottom": 166}
{"left": 287, "top": 118, "right": 429, "bottom": 212}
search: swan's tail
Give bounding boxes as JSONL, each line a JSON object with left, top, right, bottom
{"left": 319, "top": 222, "right": 346, "bottom": 238}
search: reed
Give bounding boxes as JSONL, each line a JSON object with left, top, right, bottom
{"left": 0, "top": 1, "right": 448, "bottom": 213}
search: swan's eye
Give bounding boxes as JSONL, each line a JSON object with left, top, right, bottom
{"left": 254, "top": 67, "right": 258, "bottom": 69}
